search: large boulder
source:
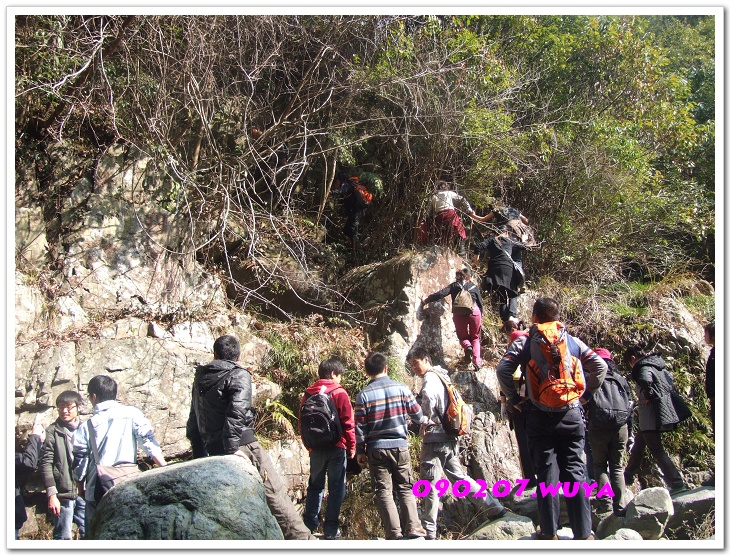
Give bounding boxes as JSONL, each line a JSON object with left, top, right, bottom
{"left": 88, "top": 456, "right": 284, "bottom": 539}
{"left": 624, "top": 487, "right": 674, "bottom": 539}
{"left": 603, "top": 528, "right": 644, "bottom": 540}
{"left": 467, "top": 512, "right": 535, "bottom": 540}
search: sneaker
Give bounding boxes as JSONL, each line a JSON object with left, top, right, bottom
{"left": 576, "top": 534, "right": 595, "bottom": 540}
{"left": 322, "top": 532, "right": 342, "bottom": 540}
{"left": 488, "top": 508, "right": 508, "bottom": 521}
{"left": 406, "top": 527, "right": 427, "bottom": 538}
{"left": 536, "top": 532, "right": 558, "bottom": 540}
{"left": 473, "top": 361, "right": 483, "bottom": 371}
{"left": 669, "top": 484, "right": 689, "bottom": 496}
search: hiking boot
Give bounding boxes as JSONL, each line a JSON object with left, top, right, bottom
{"left": 473, "top": 361, "right": 482, "bottom": 371}
{"left": 463, "top": 346, "right": 473, "bottom": 362}
{"left": 669, "top": 484, "right": 689, "bottom": 496}
{"left": 322, "top": 532, "right": 342, "bottom": 540}
{"left": 536, "top": 532, "right": 558, "bottom": 540}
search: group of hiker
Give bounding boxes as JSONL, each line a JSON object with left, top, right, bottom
{"left": 15, "top": 311, "right": 713, "bottom": 541}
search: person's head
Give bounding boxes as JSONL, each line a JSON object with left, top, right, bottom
{"left": 87, "top": 375, "right": 117, "bottom": 405}
{"left": 364, "top": 352, "right": 388, "bottom": 377}
{"left": 623, "top": 345, "right": 647, "bottom": 369}
{"left": 704, "top": 321, "right": 715, "bottom": 346}
{"left": 407, "top": 346, "right": 432, "bottom": 376}
{"left": 461, "top": 268, "right": 472, "bottom": 281}
{"left": 532, "top": 297, "right": 560, "bottom": 324}
{"left": 56, "top": 390, "right": 83, "bottom": 423}
{"left": 436, "top": 180, "right": 451, "bottom": 192}
{"left": 594, "top": 348, "right": 613, "bottom": 362}
{"left": 251, "top": 125, "right": 263, "bottom": 139}
{"left": 318, "top": 358, "right": 345, "bottom": 382}
{"left": 213, "top": 335, "right": 241, "bottom": 362}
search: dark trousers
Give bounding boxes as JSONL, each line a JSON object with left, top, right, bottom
{"left": 588, "top": 425, "right": 629, "bottom": 512}
{"left": 511, "top": 409, "right": 536, "bottom": 483}
{"left": 526, "top": 405, "right": 592, "bottom": 539}
{"left": 624, "top": 429, "right": 684, "bottom": 489}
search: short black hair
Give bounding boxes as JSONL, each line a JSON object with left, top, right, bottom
{"left": 461, "top": 267, "right": 472, "bottom": 278}
{"left": 213, "top": 335, "right": 241, "bottom": 362}
{"left": 364, "top": 352, "right": 388, "bottom": 377}
{"left": 318, "top": 358, "right": 345, "bottom": 379}
{"left": 56, "top": 390, "right": 83, "bottom": 407}
{"left": 407, "top": 346, "right": 430, "bottom": 362}
{"left": 88, "top": 375, "right": 117, "bottom": 403}
{"left": 533, "top": 297, "right": 559, "bottom": 323}
{"left": 705, "top": 321, "right": 715, "bottom": 339}
{"left": 623, "top": 345, "right": 647, "bottom": 365}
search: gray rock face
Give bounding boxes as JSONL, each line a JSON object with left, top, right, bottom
{"left": 467, "top": 512, "right": 535, "bottom": 540}
{"left": 666, "top": 486, "right": 715, "bottom": 539}
{"left": 88, "top": 456, "right": 284, "bottom": 540}
{"left": 613, "top": 487, "right": 674, "bottom": 540}
{"left": 346, "top": 246, "right": 465, "bottom": 363}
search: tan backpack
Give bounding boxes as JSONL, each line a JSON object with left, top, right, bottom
{"left": 452, "top": 283, "right": 475, "bottom": 315}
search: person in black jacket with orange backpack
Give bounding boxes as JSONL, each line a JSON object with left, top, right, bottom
{"left": 186, "top": 335, "right": 315, "bottom": 540}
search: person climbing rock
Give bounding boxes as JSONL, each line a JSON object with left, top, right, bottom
{"left": 422, "top": 267, "right": 484, "bottom": 370}
{"left": 426, "top": 180, "right": 490, "bottom": 253}
{"left": 472, "top": 231, "right": 526, "bottom": 324}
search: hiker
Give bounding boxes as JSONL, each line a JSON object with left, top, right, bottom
{"left": 300, "top": 358, "right": 356, "bottom": 540}
{"left": 585, "top": 349, "right": 633, "bottom": 516}
{"left": 496, "top": 297, "right": 607, "bottom": 540}
{"left": 482, "top": 203, "right": 535, "bottom": 281}
{"left": 40, "top": 390, "right": 86, "bottom": 539}
{"left": 704, "top": 321, "right": 715, "bottom": 434}
{"left": 354, "top": 352, "right": 427, "bottom": 540}
{"left": 422, "top": 267, "right": 484, "bottom": 370}
{"left": 331, "top": 172, "right": 371, "bottom": 250}
{"left": 622, "top": 346, "right": 688, "bottom": 495}
{"left": 15, "top": 423, "right": 45, "bottom": 539}
{"left": 73, "top": 375, "right": 166, "bottom": 531}
{"left": 427, "top": 180, "right": 490, "bottom": 252}
{"left": 407, "top": 347, "right": 506, "bottom": 539}
{"left": 186, "top": 335, "right": 316, "bottom": 540}
{"left": 472, "top": 231, "right": 526, "bottom": 324}
{"left": 498, "top": 320, "right": 537, "bottom": 489}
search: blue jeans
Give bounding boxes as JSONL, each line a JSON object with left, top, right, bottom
{"left": 52, "top": 498, "right": 86, "bottom": 539}
{"left": 303, "top": 447, "right": 347, "bottom": 537}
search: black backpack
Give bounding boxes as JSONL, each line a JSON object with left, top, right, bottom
{"left": 300, "top": 388, "right": 343, "bottom": 449}
{"left": 588, "top": 362, "right": 634, "bottom": 429}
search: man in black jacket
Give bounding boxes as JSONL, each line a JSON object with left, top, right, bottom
{"left": 15, "top": 423, "right": 45, "bottom": 539}
{"left": 622, "top": 346, "right": 687, "bottom": 495}
{"left": 40, "top": 390, "right": 86, "bottom": 539}
{"left": 186, "top": 335, "right": 315, "bottom": 540}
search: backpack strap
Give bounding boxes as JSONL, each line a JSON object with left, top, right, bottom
{"left": 426, "top": 370, "right": 451, "bottom": 425}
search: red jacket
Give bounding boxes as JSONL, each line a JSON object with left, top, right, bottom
{"left": 300, "top": 379, "right": 356, "bottom": 456}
